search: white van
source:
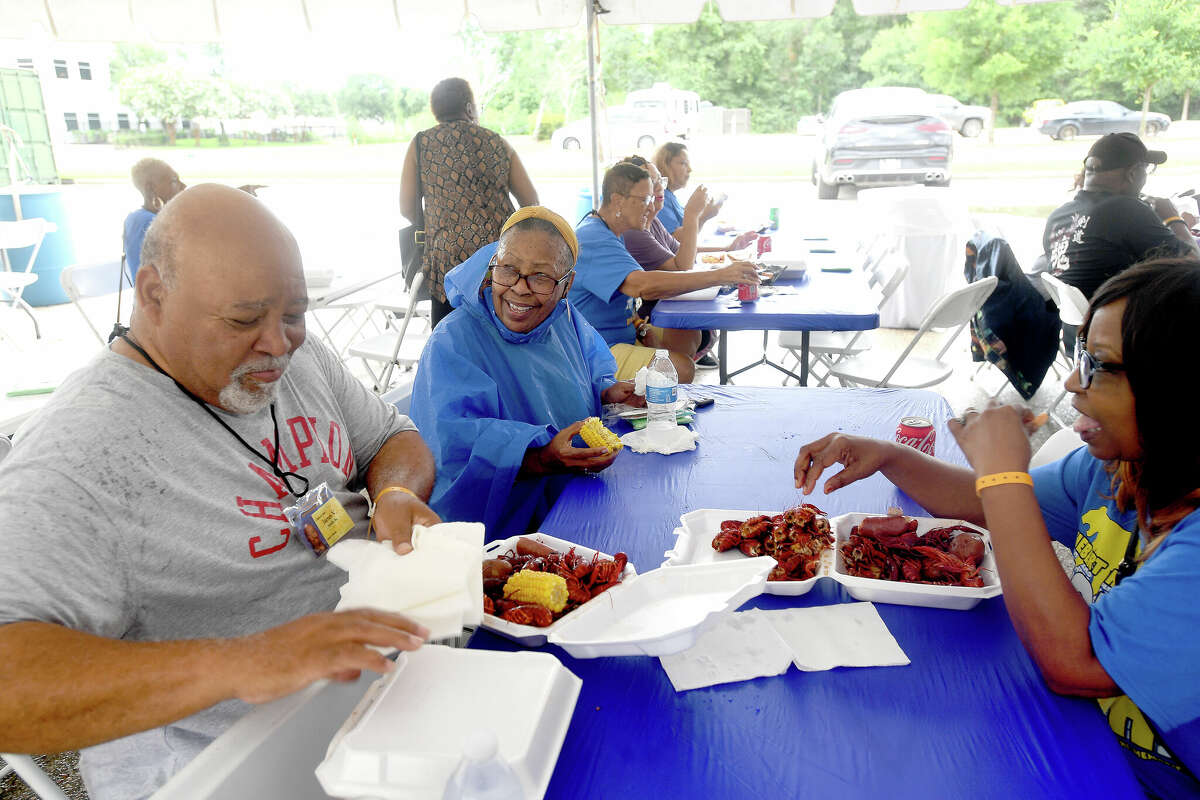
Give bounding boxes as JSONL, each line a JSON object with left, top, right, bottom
{"left": 624, "top": 83, "right": 701, "bottom": 140}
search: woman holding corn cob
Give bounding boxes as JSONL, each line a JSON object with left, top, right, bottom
{"left": 409, "top": 207, "right": 642, "bottom": 541}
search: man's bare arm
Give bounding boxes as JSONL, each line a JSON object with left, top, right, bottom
{"left": 365, "top": 430, "right": 441, "bottom": 547}
{"left": 0, "top": 611, "right": 427, "bottom": 753}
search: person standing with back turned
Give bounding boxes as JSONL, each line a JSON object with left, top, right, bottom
{"left": 400, "top": 78, "right": 540, "bottom": 327}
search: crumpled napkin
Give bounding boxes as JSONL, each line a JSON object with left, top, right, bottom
{"left": 326, "top": 522, "right": 484, "bottom": 640}
{"left": 620, "top": 425, "right": 699, "bottom": 454}
{"left": 658, "top": 603, "right": 909, "bottom": 692}
{"left": 751, "top": 602, "right": 910, "bottom": 672}
{"left": 659, "top": 611, "right": 793, "bottom": 692}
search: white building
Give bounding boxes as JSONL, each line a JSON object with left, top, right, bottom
{"left": 1, "top": 40, "right": 138, "bottom": 142}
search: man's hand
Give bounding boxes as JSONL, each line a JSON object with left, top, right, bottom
{"left": 601, "top": 381, "right": 645, "bottom": 408}
{"left": 533, "top": 421, "right": 620, "bottom": 473}
{"left": 717, "top": 261, "right": 760, "bottom": 286}
{"left": 230, "top": 610, "right": 429, "bottom": 704}
{"left": 794, "top": 433, "right": 896, "bottom": 495}
{"left": 727, "top": 231, "right": 758, "bottom": 251}
{"left": 372, "top": 489, "right": 442, "bottom": 553}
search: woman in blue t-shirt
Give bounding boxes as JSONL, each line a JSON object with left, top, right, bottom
{"left": 793, "top": 257, "right": 1200, "bottom": 799}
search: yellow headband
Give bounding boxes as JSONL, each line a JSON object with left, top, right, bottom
{"left": 500, "top": 206, "right": 579, "bottom": 265}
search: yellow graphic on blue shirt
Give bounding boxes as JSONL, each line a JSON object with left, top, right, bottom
{"left": 1072, "top": 506, "right": 1187, "bottom": 774}
{"left": 1072, "top": 505, "right": 1136, "bottom": 600}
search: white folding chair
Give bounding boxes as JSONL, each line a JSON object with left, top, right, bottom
{"left": 1030, "top": 427, "right": 1085, "bottom": 468}
{"left": 306, "top": 270, "right": 406, "bottom": 358}
{"left": 60, "top": 259, "right": 128, "bottom": 344}
{"left": 0, "top": 754, "right": 70, "bottom": 800}
{"left": 0, "top": 218, "right": 56, "bottom": 339}
{"left": 1040, "top": 273, "right": 1089, "bottom": 427}
{"left": 778, "top": 250, "right": 909, "bottom": 386}
{"left": 348, "top": 272, "right": 431, "bottom": 393}
{"left": 827, "top": 276, "right": 998, "bottom": 389}
{"left": 380, "top": 374, "right": 416, "bottom": 416}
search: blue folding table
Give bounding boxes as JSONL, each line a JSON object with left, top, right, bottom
{"left": 650, "top": 266, "right": 879, "bottom": 385}
{"left": 471, "top": 386, "right": 1143, "bottom": 800}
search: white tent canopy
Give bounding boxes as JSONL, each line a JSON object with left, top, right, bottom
{"left": 0, "top": 0, "right": 1062, "bottom": 199}
{"left": 1, "top": 0, "right": 1058, "bottom": 44}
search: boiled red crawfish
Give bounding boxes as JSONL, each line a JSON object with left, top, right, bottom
{"left": 841, "top": 517, "right": 987, "bottom": 588}
{"left": 712, "top": 504, "right": 833, "bottom": 581}
{"left": 483, "top": 536, "right": 629, "bottom": 627}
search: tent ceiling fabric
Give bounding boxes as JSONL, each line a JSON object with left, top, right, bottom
{"left": 1, "top": 0, "right": 1064, "bottom": 41}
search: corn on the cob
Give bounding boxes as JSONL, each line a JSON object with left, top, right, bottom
{"left": 580, "top": 416, "right": 622, "bottom": 453}
{"left": 502, "top": 570, "right": 568, "bottom": 613}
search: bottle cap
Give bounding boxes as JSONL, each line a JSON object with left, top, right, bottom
{"left": 463, "top": 729, "right": 499, "bottom": 762}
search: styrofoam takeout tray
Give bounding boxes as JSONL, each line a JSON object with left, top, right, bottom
{"left": 481, "top": 533, "right": 638, "bottom": 647}
{"left": 665, "top": 509, "right": 1002, "bottom": 610}
{"left": 546, "top": 557, "right": 775, "bottom": 658}
{"left": 315, "top": 645, "right": 580, "bottom": 800}
{"left": 672, "top": 285, "right": 721, "bottom": 302}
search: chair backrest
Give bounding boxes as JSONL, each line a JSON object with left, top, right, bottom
{"left": 376, "top": 271, "right": 427, "bottom": 392}
{"left": 0, "top": 218, "right": 51, "bottom": 252}
{"left": 872, "top": 252, "right": 909, "bottom": 311}
{"left": 0, "top": 436, "right": 11, "bottom": 464}
{"left": 60, "top": 259, "right": 127, "bottom": 301}
{"left": 60, "top": 260, "right": 127, "bottom": 344}
{"left": 1030, "top": 427, "right": 1085, "bottom": 468}
{"left": 1040, "top": 272, "right": 1089, "bottom": 327}
{"left": 873, "top": 277, "right": 998, "bottom": 385}
{"left": 380, "top": 375, "right": 415, "bottom": 415}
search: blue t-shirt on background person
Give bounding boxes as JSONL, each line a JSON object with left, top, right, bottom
{"left": 1032, "top": 447, "right": 1200, "bottom": 798}
{"left": 656, "top": 188, "right": 684, "bottom": 234}
{"left": 122, "top": 207, "right": 156, "bottom": 280}
{"left": 568, "top": 214, "right": 642, "bottom": 345}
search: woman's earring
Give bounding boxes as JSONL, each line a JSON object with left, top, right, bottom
{"left": 616, "top": 209, "right": 622, "bottom": 220}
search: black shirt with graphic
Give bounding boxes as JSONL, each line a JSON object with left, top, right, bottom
{"left": 1042, "top": 189, "right": 1190, "bottom": 300}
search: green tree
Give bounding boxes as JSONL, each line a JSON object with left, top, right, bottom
{"left": 902, "top": 0, "right": 1081, "bottom": 139}
{"left": 860, "top": 24, "right": 925, "bottom": 89}
{"left": 338, "top": 74, "right": 398, "bottom": 122}
{"left": 1079, "top": 0, "right": 1200, "bottom": 132}
{"left": 119, "top": 64, "right": 220, "bottom": 144}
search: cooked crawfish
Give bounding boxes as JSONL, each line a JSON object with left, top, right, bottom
{"left": 841, "top": 517, "right": 988, "bottom": 588}
{"left": 717, "top": 504, "right": 833, "bottom": 581}
{"left": 484, "top": 539, "right": 629, "bottom": 626}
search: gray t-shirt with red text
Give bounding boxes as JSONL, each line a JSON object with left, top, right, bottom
{"left": 0, "top": 337, "right": 416, "bottom": 800}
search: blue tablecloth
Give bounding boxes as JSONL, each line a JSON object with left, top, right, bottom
{"left": 470, "top": 386, "right": 1142, "bottom": 799}
{"left": 649, "top": 265, "right": 879, "bottom": 332}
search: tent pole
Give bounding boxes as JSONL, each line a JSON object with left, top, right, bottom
{"left": 586, "top": 0, "right": 601, "bottom": 211}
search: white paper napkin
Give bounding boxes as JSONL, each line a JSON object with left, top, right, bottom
{"left": 620, "top": 426, "right": 700, "bottom": 455}
{"left": 658, "top": 611, "right": 793, "bottom": 692}
{"left": 751, "top": 602, "right": 910, "bottom": 672}
{"left": 327, "top": 522, "right": 484, "bottom": 640}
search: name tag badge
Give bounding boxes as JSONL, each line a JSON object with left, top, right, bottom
{"left": 284, "top": 482, "right": 355, "bottom": 557}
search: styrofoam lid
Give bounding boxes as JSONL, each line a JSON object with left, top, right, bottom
{"left": 546, "top": 557, "right": 774, "bottom": 657}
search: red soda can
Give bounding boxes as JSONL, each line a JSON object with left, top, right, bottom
{"left": 738, "top": 281, "right": 759, "bottom": 301}
{"left": 895, "top": 416, "right": 936, "bottom": 456}
{"left": 757, "top": 235, "right": 773, "bottom": 256}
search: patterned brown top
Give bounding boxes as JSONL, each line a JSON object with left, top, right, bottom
{"left": 417, "top": 120, "right": 515, "bottom": 302}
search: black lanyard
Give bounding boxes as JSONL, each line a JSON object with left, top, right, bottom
{"left": 120, "top": 335, "right": 310, "bottom": 498}
{"left": 1112, "top": 528, "right": 1141, "bottom": 586}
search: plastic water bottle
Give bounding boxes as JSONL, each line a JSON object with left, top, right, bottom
{"left": 442, "top": 730, "right": 523, "bottom": 800}
{"left": 645, "top": 349, "right": 679, "bottom": 434}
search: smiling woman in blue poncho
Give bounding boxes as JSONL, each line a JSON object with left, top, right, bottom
{"left": 408, "top": 206, "right": 643, "bottom": 541}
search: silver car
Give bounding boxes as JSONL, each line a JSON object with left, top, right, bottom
{"left": 928, "top": 93, "right": 991, "bottom": 137}
{"left": 811, "top": 88, "right": 954, "bottom": 199}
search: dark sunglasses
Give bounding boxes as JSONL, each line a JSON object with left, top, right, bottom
{"left": 1075, "top": 338, "right": 1126, "bottom": 389}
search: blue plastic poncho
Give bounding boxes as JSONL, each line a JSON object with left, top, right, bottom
{"left": 409, "top": 242, "right": 619, "bottom": 541}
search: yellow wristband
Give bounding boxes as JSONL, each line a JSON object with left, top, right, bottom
{"left": 374, "top": 486, "right": 419, "bottom": 505}
{"left": 1163, "top": 216, "right": 1185, "bottom": 226}
{"left": 975, "top": 472, "right": 1034, "bottom": 496}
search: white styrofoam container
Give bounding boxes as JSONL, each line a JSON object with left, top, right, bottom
{"left": 668, "top": 509, "right": 829, "bottom": 596}
{"left": 672, "top": 285, "right": 721, "bottom": 301}
{"left": 481, "top": 533, "right": 637, "bottom": 647}
{"left": 831, "top": 513, "right": 1002, "bottom": 610}
{"left": 666, "top": 509, "right": 1002, "bottom": 611}
{"left": 315, "top": 645, "right": 580, "bottom": 800}
{"left": 546, "top": 557, "right": 775, "bottom": 658}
